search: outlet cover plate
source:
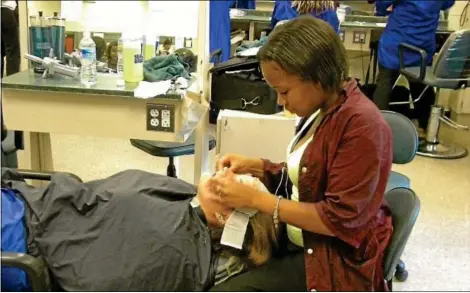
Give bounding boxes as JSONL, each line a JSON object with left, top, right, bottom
{"left": 146, "top": 103, "right": 175, "bottom": 133}
{"left": 353, "top": 31, "right": 366, "bottom": 44}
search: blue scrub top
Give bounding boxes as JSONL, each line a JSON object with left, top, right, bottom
{"left": 233, "top": 0, "right": 256, "bottom": 9}
{"left": 270, "top": 0, "right": 340, "bottom": 33}
{"left": 377, "top": 0, "right": 455, "bottom": 70}
{"left": 210, "top": 0, "right": 235, "bottom": 63}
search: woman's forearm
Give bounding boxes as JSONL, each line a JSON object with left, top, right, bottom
{"left": 252, "top": 190, "right": 334, "bottom": 237}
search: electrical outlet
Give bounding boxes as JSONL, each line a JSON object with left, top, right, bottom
{"left": 161, "top": 119, "right": 170, "bottom": 128}
{"left": 150, "top": 109, "right": 159, "bottom": 117}
{"left": 146, "top": 103, "right": 175, "bottom": 132}
{"left": 150, "top": 118, "right": 159, "bottom": 127}
{"left": 353, "top": 31, "right": 367, "bottom": 44}
{"left": 162, "top": 109, "right": 171, "bottom": 120}
{"left": 184, "top": 38, "right": 193, "bottom": 48}
{"left": 339, "top": 30, "right": 345, "bottom": 42}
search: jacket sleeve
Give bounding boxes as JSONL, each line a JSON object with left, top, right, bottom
{"left": 315, "top": 115, "right": 392, "bottom": 248}
{"left": 260, "top": 159, "right": 292, "bottom": 199}
{"left": 441, "top": 0, "right": 455, "bottom": 11}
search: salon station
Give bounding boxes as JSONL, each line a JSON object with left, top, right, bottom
{"left": 1, "top": 0, "right": 470, "bottom": 292}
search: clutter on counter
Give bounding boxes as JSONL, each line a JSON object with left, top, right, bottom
{"left": 143, "top": 54, "right": 191, "bottom": 82}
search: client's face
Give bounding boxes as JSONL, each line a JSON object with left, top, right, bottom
{"left": 197, "top": 173, "right": 233, "bottom": 228}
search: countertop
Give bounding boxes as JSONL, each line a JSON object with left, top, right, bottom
{"left": 1, "top": 69, "right": 185, "bottom": 101}
{"left": 230, "top": 9, "right": 454, "bottom": 33}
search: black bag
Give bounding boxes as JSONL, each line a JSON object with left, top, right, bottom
{"left": 209, "top": 56, "right": 281, "bottom": 124}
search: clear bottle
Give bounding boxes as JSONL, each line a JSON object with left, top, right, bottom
{"left": 79, "top": 31, "right": 97, "bottom": 86}
{"left": 116, "top": 36, "right": 125, "bottom": 87}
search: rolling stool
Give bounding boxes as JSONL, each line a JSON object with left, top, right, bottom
{"left": 130, "top": 133, "right": 216, "bottom": 178}
{"left": 398, "top": 29, "right": 470, "bottom": 159}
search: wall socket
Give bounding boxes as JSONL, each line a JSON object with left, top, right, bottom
{"left": 339, "top": 30, "right": 345, "bottom": 42}
{"left": 146, "top": 103, "right": 175, "bottom": 133}
{"left": 353, "top": 31, "right": 367, "bottom": 44}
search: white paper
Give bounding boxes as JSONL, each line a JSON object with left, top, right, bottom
{"left": 220, "top": 211, "right": 250, "bottom": 250}
{"left": 236, "top": 47, "right": 261, "bottom": 57}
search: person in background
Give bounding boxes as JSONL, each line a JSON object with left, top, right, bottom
{"left": 210, "top": 0, "right": 235, "bottom": 63}
{"left": 1, "top": 0, "right": 20, "bottom": 77}
{"left": 270, "top": 0, "right": 340, "bottom": 33}
{"left": 91, "top": 36, "right": 107, "bottom": 63}
{"left": 232, "top": 0, "right": 256, "bottom": 9}
{"left": 106, "top": 40, "right": 118, "bottom": 71}
{"left": 371, "top": 0, "right": 455, "bottom": 136}
{"left": 157, "top": 38, "right": 172, "bottom": 56}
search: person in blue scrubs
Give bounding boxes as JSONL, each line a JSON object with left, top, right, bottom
{"left": 270, "top": 0, "right": 339, "bottom": 33}
{"left": 210, "top": 0, "right": 236, "bottom": 63}
{"left": 371, "top": 0, "right": 455, "bottom": 133}
{"left": 232, "top": 0, "right": 256, "bottom": 10}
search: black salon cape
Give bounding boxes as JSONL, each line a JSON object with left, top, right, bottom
{"left": 2, "top": 169, "right": 212, "bottom": 291}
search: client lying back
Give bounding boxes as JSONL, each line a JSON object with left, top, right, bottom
{"left": 7, "top": 169, "right": 278, "bottom": 291}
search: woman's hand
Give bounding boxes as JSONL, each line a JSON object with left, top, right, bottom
{"left": 197, "top": 174, "right": 232, "bottom": 228}
{"left": 216, "top": 153, "right": 265, "bottom": 178}
{"left": 208, "top": 170, "right": 262, "bottom": 210}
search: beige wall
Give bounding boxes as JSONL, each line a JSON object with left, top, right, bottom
{"left": 27, "top": 0, "right": 61, "bottom": 17}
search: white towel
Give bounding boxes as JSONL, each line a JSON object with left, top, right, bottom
{"left": 134, "top": 80, "right": 172, "bottom": 99}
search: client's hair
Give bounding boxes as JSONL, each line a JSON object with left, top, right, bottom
{"left": 212, "top": 211, "right": 279, "bottom": 267}
{"left": 292, "top": 0, "right": 336, "bottom": 14}
{"left": 244, "top": 211, "right": 278, "bottom": 266}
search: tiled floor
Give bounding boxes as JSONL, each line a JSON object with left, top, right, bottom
{"left": 16, "top": 119, "right": 470, "bottom": 291}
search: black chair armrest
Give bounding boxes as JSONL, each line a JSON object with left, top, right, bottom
{"left": 1, "top": 252, "right": 50, "bottom": 291}
{"left": 399, "top": 43, "right": 428, "bottom": 82}
{"left": 15, "top": 169, "right": 83, "bottom": 182}
{"left": 210, "top": 49, "right": 223, "bottom": 65}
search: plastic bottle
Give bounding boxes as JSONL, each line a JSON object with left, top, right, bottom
{"left": 122, "top": 32, "right": 143, "bottom": 83}
{"left": 143, "top": 33, "right": 156, "bottom": 61}
{"left": 79, "top": 31, "right": 97, "bottom": 86}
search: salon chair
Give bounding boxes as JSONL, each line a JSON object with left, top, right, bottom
{"left": 398, "top": 29, "right": 470, "bottom": 159}
{"left": 130, "top": 132, "right": 216, "bottom": 178}
{"left": 1, "top": 168, "right": 83, "bottom": 292}
{"left": 381, "top": 110, "right": 419, "bottom": 192}
{"left": 383, "top": 187, "right": 421, "bottom": 290}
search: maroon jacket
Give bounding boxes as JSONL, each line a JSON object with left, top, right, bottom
{"left": 262, "top": 79, "right": 393, "bottom": 291}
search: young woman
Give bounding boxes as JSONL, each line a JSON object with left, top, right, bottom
{"left": 1, "top": 169, "right": 278, "bottom": 291}
{"left": 209, "top": 16, "right": 393, "bottom": 291}
{"left": 106, "top": 40, "right": 118, "bottom": 71}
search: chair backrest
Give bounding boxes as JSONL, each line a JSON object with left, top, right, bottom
{"left": 433, "top": 29, "right": 470, "bottom": 80}
{"left": 383, "top": 187, "right": 421, "bottom": 281}
{"left": 381, "top": 110, "right": 419, "bottom": 164}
